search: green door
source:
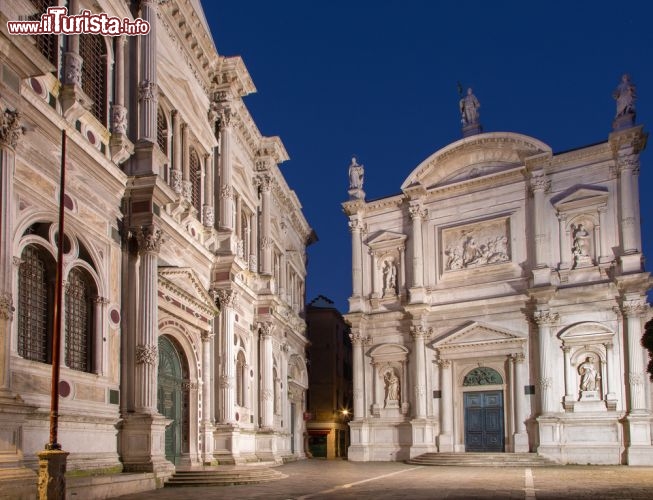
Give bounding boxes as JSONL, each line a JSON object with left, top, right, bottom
{"left": 464, "top": 391, "right": 504, "bottom": 452}
{"left": 158, "top": 336, "right": 183, "bottom": 464}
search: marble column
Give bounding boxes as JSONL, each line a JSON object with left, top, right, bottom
{"left": 92, "top": 297, "right": 108, "bottom": 375}
{"left": 350, "top": 332, "right": 366, "bottom": 420}
{"left": 259, "top": 322, "right": 274, "bottom": 429}
{"left": 110, "top": 35, "right": 127, "bottom": 135}
{"left": 137, "top": 0, "right": 158, "bottom": 144}
{"left": 617, "top": 153, "right": 640, "bottom": 254}
{"left": 604, "top": 341, "right": 617, "bottom": 404}
{"left": 202, "top": 154, "right": 214, "bottom": 227}
{"left": 201, "top": 331, "right": 214, "bottom": 463}
{"left": 170, "top": 111, "right": 182, "bottom": 194}
{"left": 134, "top": 225, "right": 163, "bottom": 413}
{"left": 408, "top": 204, "right": 427, "bottom": 288}
{"left": 216, "top": 289, "right": 238, "bottom": 424}
{"left": 181, "top": 123, "right": 191, "bottom": 202}
{"left": 622, "top": 298, "right": 648, "bottom": 413}
{"left": 258, "top": 175, "right": 272, "bottom": 274}
{"left": 349, "top": 219, "right": 363, "bottom": 298}
{"left": 598, "top": 205, "right": 610, "bottom": 263}
{"left": 0, "top": 107, "right": 23, "bottom": 392}
{"left": 410, "top": 326, "right": 431, "bottom": 419}
{"left": 62, "top": 0, "right": 81, "bottom": 88}
{"left": 533, "top": 310, "right": 558, "bottom": 415}
{"left": 511, "top": 353, "right": 528, "bottom": 451}
{"left": 438, "top": 359, "right": 453, "bottom": 451}
{"left": 562, "top": 346, "right": 574, "bottom": 408}
{"left": 218, "top": 108, "right": 234, "bottom": 230}
{"left": 530, "top": 171, "right": 551, "bottom": 269}
{"left": 557, "top": 213, "right": 569, "bottom": 269}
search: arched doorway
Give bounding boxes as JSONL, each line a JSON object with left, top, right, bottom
{"left": 157, "top": 335, "right": 189, "bottom": 464}
{"left": 463, "top": 367, "right": 504, "bottom": 452}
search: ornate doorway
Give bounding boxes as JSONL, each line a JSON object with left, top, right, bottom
{"left": 157, "top": 335, "right": 189, "bottom": 464}
{"left": 464, "top": 391, "right": 504, "bottom": 452}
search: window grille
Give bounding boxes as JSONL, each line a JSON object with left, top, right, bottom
{"left": 157, "top": 108, "right": 168, "bottom": 155}
{"left": 190, "top": 150, "right": 202, "bottom": 215}
{"left": 17, "top": 245, "right": 53, "bottom": 363}
{"left": 30, "top": 0, "right": 58, "bottom": 68}
{"left": 79, "top": 34, "right": 107, "bottom": 125}
{"left": 65, "top": 268, "right": 93, "bottom": 372}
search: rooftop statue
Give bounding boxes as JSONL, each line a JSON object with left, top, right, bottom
{"left": 460, "top": 88, "right": 480, "bottom": 126}
{"left": 348, "top": 156, "right": 364, "bottom": 190}
{"left": 612, "top": 73, "right": 636, "bottom": 130}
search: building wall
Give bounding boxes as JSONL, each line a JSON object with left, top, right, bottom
{"left": 344, "top": 127, "right": 653, "bottom": 465}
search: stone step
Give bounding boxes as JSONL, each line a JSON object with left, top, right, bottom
{"left": 407, "top": 452, "right": 556, "bottom": 467}
{"left": 165, "top": 467, "right": 286, "bottom": 487}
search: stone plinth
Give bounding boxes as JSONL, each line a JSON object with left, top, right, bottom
{"left": 37, "top": 449, "right": 69, "bottom": 500}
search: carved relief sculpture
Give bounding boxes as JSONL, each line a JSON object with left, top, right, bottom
{"left": 443, "top": 218, "right": 510, "bottom": 271}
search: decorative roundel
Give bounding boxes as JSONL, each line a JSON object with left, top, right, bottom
{"left": 109, "top": 308, "right": 121, "bottom": 326}
{"left": 235, "top": 412, "right": 239, "bottom": 422}
{"left": 30, "top": 77, "right": 43, "bottom": 95}
{"left": 59, "top": 380, "right": 71, "bottom": 398}
{"left": 63, "top": 193, "right": 74, "bottom": 211}
{"left": 86, "top": 129, "right": 97, "bottom": 145}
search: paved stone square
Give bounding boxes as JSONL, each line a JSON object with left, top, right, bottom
{"left": 112, "top": 460, "right": 653, "bottom": 499}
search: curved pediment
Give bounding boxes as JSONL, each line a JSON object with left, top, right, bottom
{"left": 401, "top": 132, "right": 551, "bottom": 190}
{"left": 558, "top": 322, "right": 614, "bottom": 344}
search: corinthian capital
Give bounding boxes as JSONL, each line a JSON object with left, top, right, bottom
{"left": 622, "top": 299, "right": 648, "bottom": 318}
{"left": 348, "top": 219, "right": 363, "bottom": 233}
{"left": 533, "top": 310, "right": 559, "bottom": 326}
{"left": 258, "top": 321, "right": 275, "bottom": 338}
{"left": 213, "top": 288, "right": 238, "bottom": 309}
{"left": 136, "top": 224, "right": 164, "bottom": 254}
{"left": 254, "top": 174, "right": 272, "bottom": 193}
{"left": 617, "top": 153, "right": 640, "bottom": 174}
{"left": 410, "top": 325, "right": 432, "bottom": 340}
{"left": 0, "top": 108, "right": 24, "bottom": 150}
{"left": 530, "top": 172, "right": 551, "bottom": 193}
{"left": 408, "top": 204, "right": 428, "bottom": 220}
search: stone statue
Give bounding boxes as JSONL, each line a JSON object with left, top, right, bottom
{"left": 348, "top": 156, "right": 364, "bottom": 190}
{"left": 382, "top": 260, "right": 397, "bottom": 295}
{"left": 384, "top": 369, "right": 400, "bottom": 405}
{"left": 613, "top": 74, "right": 636, "bottom": 118}
{"left": 578, "top": 356, "right": 599, "bottom": 392}
{"left": 459, "top": 88, "right": 480, "bottom": 126}
{"left": 571, "top": 223, "right": 591, "bottom": 267}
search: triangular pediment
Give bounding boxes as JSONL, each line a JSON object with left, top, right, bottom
{"left": 366, "top": 230, "right": 407, "bottom": 248}
{"left": 432, "top": 322, "right": 524, "bottom": 349}
{"left": 158, "top": 267, "right": 217, "bottom": 314}
{"left": 552, "top": 185, "right": 608, "bottom": 211}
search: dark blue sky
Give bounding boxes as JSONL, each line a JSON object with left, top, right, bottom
{"left": 205, "top": 1, "right": 653, "bottom": 312}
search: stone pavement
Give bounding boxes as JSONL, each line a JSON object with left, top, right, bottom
{"left": 112, "top": 460, "right": 653, "bottom": 499}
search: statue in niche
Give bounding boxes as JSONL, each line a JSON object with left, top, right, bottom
{"left": 382, "top": 259, "right": 397, "bottom": 295}
{"left": 384, "top": 369, "right": 400, "bottom": 406}
{"left": 613, "top": 73, "right": 636, "bottom": 118}
{"left": 578, "top": 356, "right": 600, "bottom": 392}
{"left": 571, "top": 223, "right": 591, "bottom": 268}
{"left": 459, "top": 88, "right": 480, "bottom": 126}
{"left": 348, "top": 156, "right": 364, "bottom": 190}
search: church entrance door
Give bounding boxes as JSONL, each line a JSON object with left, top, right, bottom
{"left": 158, "top": 335, "right": 185, "bottom": 464}
{"left": 464, "top": 391, "right": 504, "bottom": 452}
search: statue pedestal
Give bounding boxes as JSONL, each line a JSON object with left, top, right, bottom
{"left": 612, "top": 112, "right": 635, "bottom": 131}
{"left": 462, "top": 123, "right": 483, "bottom": 137}
{"left": 579, "top": 390, "right": 600, "bottom": 402}
{"left": 348, "top": 188, "right": 365, "bottom": 200}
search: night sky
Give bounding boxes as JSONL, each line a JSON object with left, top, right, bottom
{"left": 204, "top": 1, "right": 653, "bottom": 312}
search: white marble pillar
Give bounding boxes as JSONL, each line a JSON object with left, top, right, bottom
{"left": 349, "top": 219, "right": 363, "bottom": 298}
{"left": 216, "top": 289, "right": 238, "bottom": 423}
{"left": 249, "top": 210, "right": 258, "bottom": 272}
{"left": 92, "top": 297, "right": 107, "bottom": 375}
{"left": 218, "top": 110, "right": 234, "bottom": 230}
{"left": 511, "top": 353, "right": 528, "bottom": 451}
{"left": 203, "top": 154, "right": 214, "bottom": 227}
{"left": 530, "top": 172, "right": 551, "bottom": 268}
{"left": 137, "top": 0, "right": 158, "bottom": 143}
{"left": 617, "top": 153, "right": 640, "bottom": 254}
{"left": 170, "top": 111, "right": 182, "bottom": 194}
{"left": 604, "top": 341, "right": 616, "bottom": 402}
{"left": 62, "top": 0, "right": 81, "bottom": 87}
{"left": 259, "top": 175, "right": 272, "bottom": 274}
{"left": 623, "top": 298, "right": 648, "bottom": 413}
{"left": 201, "top": 331, "right": 214, "bottom": 463}
{"left": 562, "top": 346, "right": 574, "bottom": 403}
{"left": 598, "top": 206, "right": 610, "bottom": 263}
{"left": 0, "top": 109, "right": 22, "bottom": 392}
{"left": 134, "top": 225, "right": 163, "bottom": 413}
{"left": 533, "top": 310, "right": 558, "bottom": 415}
{"left": 410, "top": 326, "right": 431, "bottom": 419}
{"left": 556, "top": 213, "right": 569, "bottom": 269}
{"left": 280, "top": 345, "right": 289, "bottom": 432}
{"left": 350, "top": 332, "right": 366, "bottom": 420}
{"left": 181, "top": 124, "right": 191, "bottom": 202}
{"left": 110, "top": 35, "right": 127, "bottom": 135}
{"left": 259, "top": 322, "right": 274, "bottom": 429}
{"left": 438, "top": 359, "right": 453, "bottom": 451}
{"left": 408, "top": 204, "right": 426, "bottom": 288}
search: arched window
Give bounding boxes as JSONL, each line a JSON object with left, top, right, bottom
{"left": 30, "top": 0, "right": 58, "bottom": 68}
{"left": 79, "top": 34, "right": 107, "bottom": 125}
{"left": 236, "top": 350, "right": 246, "bottom": 407}
{"left": 190, "top": 149, "right": 202, "bottom": 215}
{"left": 65, "top": 267, "right": 95, "bottom": 372}
{"left": 17, "top": 244, "right": 55, "bottom": 363}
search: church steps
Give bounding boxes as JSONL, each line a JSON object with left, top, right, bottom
{"left": 407, "top": 452, "right": 556, "bottom": 467}
{"left": 165, "top": 467, "right": 286, "bottom": 487}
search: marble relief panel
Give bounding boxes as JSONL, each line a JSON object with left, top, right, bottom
{"left": 442, "top": 217, "right": 511, "bottom": 272}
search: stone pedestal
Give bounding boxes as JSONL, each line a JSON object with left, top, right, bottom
{"left": 409, "top": 419, "right": 436, "bottom": 458}
{"left": 512, "top": 432, "right": 529, "bottom": 453}
{"left": 462, "top": 123, "right": 482, "bottom": 137}
{"left": 37, "top": 449, "right": 69, "bottom": 500}
{"left": 119, "top": 413, "right": 174, "bottom": 475}
{"left": 212, "top": 424, "right": 244, "bottom": 464}
{"left": 619, "top": 252, "right": 643, "bottom": 274}
{"left": 347, "top": 421, "right": 371, "bottom": 462}
{"left": 625, "top": 415, "right": 653, "bottom": 465}
{"left": 437, "top": 432, "right": 454, "bottom": 452}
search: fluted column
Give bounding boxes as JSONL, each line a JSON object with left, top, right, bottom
{"left": 533, "top": 310, "right": 559, "bottom": 415}
{"left": 203, "top": 154, "right": 214, "bottom": 227}
{"left": 201, "top": 331, "right": 214, "bottom": 463}
{"left": 410, "top": 326, "right": 431, "bottom": 419}
{"left": 622, "top": 298, "right": 648, "bottom": 413}
{"left": 598, "top": 206, "right": 610, "bottom": 263}
{"left": 530, "top": 171, "right": 551, "bottom": 268}
{"left": 511, "top": 353, "right": 528, "bottom": 451}
{"left": 134, "top": 225, "right": 163, "bottom": 413}
{"left": 350, "top": 332, "right": 366, "bottom": 420}
{"left": 216, "top": 289, "right": 238, "bottom": 424}
{"left": 408, "top": 204, "right": 427, "bottom": 288}
{"left": 0, "top": 107, "right": 23, "bottom": 391}
{"left": 349, "top": 218, "right": 363, "bottom": 297}
{"left": 604, "top": 341, "right": 616, "bottom": 402}
{"left": 259, "top": 322, "right": 274, "bottom": 429}
{"left": 169, "top": 111, "right": 182, "bottom": 194}
{"left": 562, "top": 346, "right": 574, "bottom": 406}
{"left": 438, "top": 359, "right": 453, "bottom": 451}
{"left": 557, "top": 213, "right": 569, "bottom": 269}
{"left": 181, "top": 124, "right": 191, "bottom": 201}
{"left": 257, "top": 175, "right": 272, "bottom": 274}
{"left": 218, "top": 108, "right": 234, "bottom": 230}
{"left": 616, "top": 153, "right": 640, "bottom": 254}
{"left": 137, "top": 0, "right": 158, "bottom": 143}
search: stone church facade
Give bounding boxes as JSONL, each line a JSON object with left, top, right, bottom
{"left": 0, "top": 0, "right": 312, "bottom": 494}
{"left": 343, "top": 90, "right": 652, "bottom": 464}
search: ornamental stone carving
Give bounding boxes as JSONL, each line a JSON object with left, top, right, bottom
{"left": 533, "top": 310, "right": 559, "bottom": 326}
{"left": 214, "top": 288, "right": 238, "bottom": 309}
{"left": 622, "top": 300, "right": 648, "bottom": 317}
{"left": 437, "top": 359, "right": 451, "bottom": 368}
{"left": 0, "top": 293, "right": 13, "bottom": 320}
{"left": 111, "top": 104, "right": 128, "bottom": 135}
{"left": 629, "top": 372, "right": 645, "bottom": 386}
{"left": 258, "top": 322, "right": 274, "bottom": 338}
{"left": 136, "top": 344, "right": 158, "bottom": 365}
{"left": 138, "top": 80, "right": 157, "bottom": 102}
{"left": 202, "top": 205, "right": 215, "bottom": 227}
{"left": 182, "top": 180, "right": 193, "bottom": 202}
{"left": 0, "top": 108, "right": 24, "bottom": 149}
{"left": 349, "top": 333, "right": 368, "bottom": 346}
{"left": 217, "top": 108, "right": 232, "bottom": 130}
{"left": 219, "top": 375, "right": 233, "bottom": 388}
{"left": 348, "top": 219, "right": 363, "bottom": 233}
{"left": 410, "top": 325, "right": 432, "bottom": 340}
{"left": 443, "top": 218, "right": 510, "bottom": 271}
{"left": 63, "top": 52, "right": 82, "bottom": 86}
{"left": 262, "top": 389, "right": 273, "bottom": 401}
{"left": 254, "top": 175, "right": 272, "bottom": 192}
{"left": 408, "top": 204, "right": 427, "bottom": 220}
{"left": 201, "top": 331, "right": 214, "bottom": 343}
{"left": 530, "top": 172, "right": 551, "bottom": 193}
{"left": 220, "top": 184, "right": 233, "bottom": 199}
{"left": 261, "top": 236, "right": 274, "bottom": 250}
{"left": 182, "top": 380, "right": 198, "bottom": 391}
{"left": 170, "top": 169, "right": 183, "bottom": 194}
{"left": 617, "top": 153, "right": 640, "bottom": 174}
{"left": 136, "top": 225, "right": 164, "bottom": 254}
{"left": 538, "top": 377, "right": 552, "bottom": 389}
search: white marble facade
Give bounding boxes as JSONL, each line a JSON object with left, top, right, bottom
{"left": 344, "top": 122, "right": 653, "bottom": 464}
{"left": 0, "top": 0, "right": 312, "bottom": 493}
